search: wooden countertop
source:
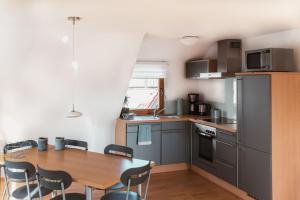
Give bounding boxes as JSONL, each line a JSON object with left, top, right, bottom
{"left": 1, "top": 146, "right": 151, "bottom": 190}
{"left": 122, "top": 115, "right": 237, "bottom": 133}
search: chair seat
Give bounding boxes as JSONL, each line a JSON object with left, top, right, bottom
{"left": 110, "top": 182, "right": 125, "bottom": 191}
{"left": 101, "top": 191, "right": 142, "bottom": 200}
{"left": 51, "top": 193, "right": 86, "bottom": 200}
{"left": 12, "top": 184, "right": 52, "bottom": 199}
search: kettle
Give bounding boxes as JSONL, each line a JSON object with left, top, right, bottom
{"left": 212, "top": 108, "right": 221, "bottom": 119}
{"left": 198, "top": 103, "right": 211, "bottom": 116}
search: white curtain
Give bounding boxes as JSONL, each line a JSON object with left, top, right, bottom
{"left": 132, "top": 61, "right": 168, "bottom": 79}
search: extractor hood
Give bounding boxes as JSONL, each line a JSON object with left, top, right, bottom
{"left": 185, "top": 39, "right": 242, "bottom": 79}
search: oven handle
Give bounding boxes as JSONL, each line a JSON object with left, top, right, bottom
{"left": 198, "top": 131, "right": 213, "bottom": 138}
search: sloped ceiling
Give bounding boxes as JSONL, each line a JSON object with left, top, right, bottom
{"left": 0, "top": 0, "right": 300, "bottom": 151}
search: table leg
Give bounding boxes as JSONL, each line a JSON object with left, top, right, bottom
{"left": 85, "top": 186, "right": 93, "bottom": 200}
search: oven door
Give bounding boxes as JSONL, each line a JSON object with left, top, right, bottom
{"left": 198, "top": 132, "right": 216, "bottom": 162}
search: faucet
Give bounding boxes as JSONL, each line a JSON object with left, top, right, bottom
{"left": 153, "top": 108, "right": 165, "bottom": 117}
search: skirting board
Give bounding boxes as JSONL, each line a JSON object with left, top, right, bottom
{"left": 152, "top": 163, "right": 189, "bottom": 174}
{"left": 191, "top": 165, "right": 255, "bottom": 200}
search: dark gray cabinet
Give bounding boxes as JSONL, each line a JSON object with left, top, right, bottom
{"left": 238, "top": 146, "right": 272, "bottom": 200}
{"left": 237, "top": 75, "right": 272, "bottom": 200}
{"left": 161, "top": 130, "right": 186, "bottom": 164}
{"left": 126, "top": 123, "right": 161, "bottom": 165}
{"left": 161, "top": 122, "right": 187, "bottom": 164}
{"left": 215, "top": 130, "right": 237, "bottom": 186}
{"left": 237, "top": 75, "right": 271, "bottom": 153}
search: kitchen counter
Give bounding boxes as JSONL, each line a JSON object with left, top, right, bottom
{"left": 124, "top": 115, "right": 237, "bottom": 133}
{"left": 115, "top": 114, "right": 236, "bottom": 151}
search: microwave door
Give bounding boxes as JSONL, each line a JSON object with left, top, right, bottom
{"left": 247, "top": 52, "right": 261, "bottom": 69}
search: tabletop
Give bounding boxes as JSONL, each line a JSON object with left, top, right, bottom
{"left": 1, "top": 146, "right": 151, "bottom": 190}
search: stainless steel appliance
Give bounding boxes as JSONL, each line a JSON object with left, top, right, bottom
{"left": 185, "top": 39, "right": 242, "bottom": 79}
{"left": 195, "top": 124, "right": 216, "bottom": 163}
{"left": 211, "top": 108, "right": 221, "bottom": 119}
{"left": 245, "top": 48, "right": 294, "bottom": 72}
{"left": 188, "top": 93, "right": 199, "bottom": 115}
{"left": 198, "top": 103, "right": 211, "bottom": 116}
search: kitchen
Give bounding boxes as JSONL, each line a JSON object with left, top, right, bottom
{"left": 1, "top": 1, "right": 300, "bottom": 200}
{"left": 116, "top": 38, "right": 300, "bottom": 200}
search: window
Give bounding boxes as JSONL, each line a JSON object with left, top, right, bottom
{"left": 126, "top": 78, "right": 164, "bottom": 115}
{"left": 126, "top": 61, "right": 168, "bottom": 115}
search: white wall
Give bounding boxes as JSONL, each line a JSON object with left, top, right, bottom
{"left": 0, "top": 23, "right": 144, "bottom": 152}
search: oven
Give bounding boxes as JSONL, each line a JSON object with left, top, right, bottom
{"left": 195, "top": 124, "right": 216, "bottom": 163}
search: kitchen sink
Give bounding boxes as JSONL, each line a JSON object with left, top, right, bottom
{"left": 158, "top": 115, "right": 180, "bottom": 119}
{"left": 133, "top": 116, "right": 160, "bottom": 121}
{"left": 132, "top": 115, "right": 180, "bottom": 120}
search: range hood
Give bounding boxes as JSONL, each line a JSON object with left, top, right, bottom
{"left": 185, "top": 39, "right": 242, "bottom": 79}
{"left": 197, "top": 72, "right": 236, "bottom": 79}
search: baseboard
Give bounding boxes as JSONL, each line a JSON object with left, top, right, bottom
{"left": 152, "top": 163, "right": 189, "bottom": 174}
{"left": 191, "top": 165, "right": 255, "bottom": 200}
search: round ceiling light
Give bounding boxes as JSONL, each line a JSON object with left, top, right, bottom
{"left": 180, "top": 36, "right": 200, "bottom": 46}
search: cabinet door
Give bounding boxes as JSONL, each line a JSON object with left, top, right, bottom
{"left": 127, "top": 130, "right": 161, "bottom": 165}
{"left": 161, "top": 130, "right": 186, "bottom": 164}
{"left": 238, "top": 146, "right": 272, "bottom": 200}
{"left": 237, "top": 75, "right": 271, "bottom": 153}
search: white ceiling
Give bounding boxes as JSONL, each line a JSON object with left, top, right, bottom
{"left": 1, "top": 0, "right": 300, "bottom": 40}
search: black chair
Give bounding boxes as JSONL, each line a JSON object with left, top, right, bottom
{"left": 3, "top": 140, "right": 38, "bottom": 154}
{"left": 104, "top": 144, "right": 133, "bottom": 158}
{"left": 64, "top": 139, "right": 88, "bottom": 151}
{"left": 2, "top": 160, "right": 51, "bottom": 200}
{"left": 36, "top": 165, "right": 86, "bottom": 200}
{"left": 101, "top": 161, "right": 151, "bottom": 200}
{"left": 103, "top": 144, "right": 134, "bottom": 192}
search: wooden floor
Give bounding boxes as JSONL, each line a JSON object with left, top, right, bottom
{"left": 1, "top": 170, "right": 242, "bottom": 200}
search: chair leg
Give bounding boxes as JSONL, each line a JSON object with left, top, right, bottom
{"left": 2, "top": 170, "right": 10, "bottom": 200}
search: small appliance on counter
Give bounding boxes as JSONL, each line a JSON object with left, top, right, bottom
{"left": 211, "top": 108, "right": 221, "bottom": 119}
{"left": 198, "top": 103, "right": 211, "bottom": 116}
{"left": 188, "top": 93, "right": 199, "bottom": 115}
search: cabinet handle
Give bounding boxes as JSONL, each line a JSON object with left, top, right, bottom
{"left": 216, "top": 140, "right": 234, "bottom": 147}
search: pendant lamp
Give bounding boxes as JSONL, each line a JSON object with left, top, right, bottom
{"left": 66, "top": 16, "right": 82, "bottom": 118}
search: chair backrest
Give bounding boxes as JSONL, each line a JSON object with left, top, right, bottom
{"left": 64, "top": 139, "right": 88, "bottom": 151}
{"left": 121, "top": 161, "right": 151, "bottom": 187}
{"left": 3, "top": 140, "right": 38, "bottom": 154}
{"left": 4, "top": 160, "right": 36, "bottom": 181}
{"left": 104, "top": 144, "right": 133, "bottom": 158}
{"left": 37, "top": 166, "right": 73, "bottom": 191}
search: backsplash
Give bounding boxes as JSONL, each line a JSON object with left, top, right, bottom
{"left": 206, "top": 78, "right": 237, "bottom": 119}
{"left": 164, "top": 78, "right": 237, "bottom": 119}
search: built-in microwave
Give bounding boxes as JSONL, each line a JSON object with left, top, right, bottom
{"left": 245, "top": 48, "right": 294, "bottom": 72}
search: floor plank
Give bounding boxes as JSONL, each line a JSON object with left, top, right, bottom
{"left": 1, "top": 170, "right": 242, "bottom": 200}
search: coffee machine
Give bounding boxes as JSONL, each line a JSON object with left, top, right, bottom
{"left": 188, "top": 93, "right": 199, "bottom": 115}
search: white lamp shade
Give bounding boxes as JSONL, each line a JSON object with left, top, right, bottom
{"left": 66, "top": 104, "right": 82, "bottom": 118}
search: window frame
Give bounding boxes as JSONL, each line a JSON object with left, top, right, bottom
{"left": 129, "top": 78, "right": 165, "bottom": 116}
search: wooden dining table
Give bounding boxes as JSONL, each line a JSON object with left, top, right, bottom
{"left": 0, "top": 146, "right": 152, "bottom": 200}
